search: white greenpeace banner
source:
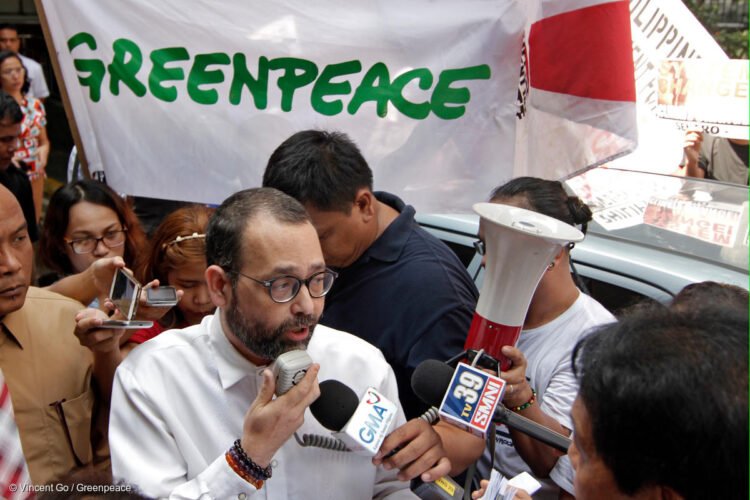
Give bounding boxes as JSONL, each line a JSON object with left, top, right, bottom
{"left": 42, "top": 0, "right": 636, "bottom": 212}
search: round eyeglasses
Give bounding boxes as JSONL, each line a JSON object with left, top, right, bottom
{"left": 65, "top": 228, "right": 128, "bottom": 255}
{"left": 236, "top": 269, "right": 338, "bottom": 303}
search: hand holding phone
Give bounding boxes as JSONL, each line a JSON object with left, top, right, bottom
{"left": 145, "top": 286, "right": 179, "bottom": 307}
{"left": 101, "top": 269, "right": 153, "bottom": 329}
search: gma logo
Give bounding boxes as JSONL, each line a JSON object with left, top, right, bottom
{"left": 359, "top": 389, "right": 391, "bottom": 444}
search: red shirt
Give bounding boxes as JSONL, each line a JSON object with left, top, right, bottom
{"left": 129, "top": 322, "right": 167, "bottom": 344}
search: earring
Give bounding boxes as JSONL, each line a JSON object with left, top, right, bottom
{"left": 547, "top": 262, "right": 555, "bottom": 271}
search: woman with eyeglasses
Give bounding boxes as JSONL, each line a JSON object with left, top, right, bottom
{"left": 39, "top": 179, "right": 147, "bottom": 306}
{"left": 0, "top": 50, "right": 49, "bottom": 223}
{"left": 128, "top": 204, "right": 216, "bottom": 348}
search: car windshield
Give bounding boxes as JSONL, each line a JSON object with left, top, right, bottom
{"left": 564, "top": 167, "right": 749, "bottom": 272}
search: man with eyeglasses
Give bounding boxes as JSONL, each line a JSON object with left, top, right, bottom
{"left": 95, "top": 188, "right": 441, "bottom": 498}
{"left": 0, "top": 184, "right": 115, "bottom": 486}
{"left": 263, "top": 130, "right": 479, "bottom": 421}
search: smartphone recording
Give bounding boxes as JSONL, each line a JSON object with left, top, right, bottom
{"left": 145, "top": 286, "right": 179, "bottom": 307}
{"left": 101, "top": 269, "right": 153, "bottom": 329}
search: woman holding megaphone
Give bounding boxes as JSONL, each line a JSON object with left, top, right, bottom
{"left": 474, "top": 177, "right": 614, "bottom": 500}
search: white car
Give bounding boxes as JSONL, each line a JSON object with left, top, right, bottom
{"left": 417, "top": 167, "right": 748, "bottom": 313}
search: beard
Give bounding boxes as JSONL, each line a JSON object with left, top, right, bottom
{"left": 225, "top": 293, "right": 318, "bottom": 362}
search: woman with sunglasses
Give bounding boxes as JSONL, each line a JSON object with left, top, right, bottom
{"left": 39, "top": 179, "right": 147, "bottom": 306}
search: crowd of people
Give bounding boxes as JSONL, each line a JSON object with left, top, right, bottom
{"left": 0, "top": 24, "right": 746, "bottom": 499}
{"left": 0, "top": 121, "right": 745, "bottom": 499}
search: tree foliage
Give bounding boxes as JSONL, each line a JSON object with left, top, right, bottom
{"left": 684, "top": 0, "right": 748, "bottom": 59}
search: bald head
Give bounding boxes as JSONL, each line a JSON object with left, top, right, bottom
{"left": 0, "top": 183, "right": 33, "bottom": 317}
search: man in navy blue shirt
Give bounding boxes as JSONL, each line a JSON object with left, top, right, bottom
{"left": 263, "top": 130, "right": 479, "bottom": 420}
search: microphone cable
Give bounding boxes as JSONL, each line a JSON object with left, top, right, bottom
{"left": 294, "top": 431, "right": 351, "bottom": 452}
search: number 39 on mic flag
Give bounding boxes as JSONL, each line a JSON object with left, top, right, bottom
{"left": 40, "top": 0, "right": 636, "bottom": 212}
{"left": 439, "top": 363, "right": 506, "bottom": 438}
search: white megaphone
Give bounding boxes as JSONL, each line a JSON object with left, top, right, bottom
{"left": 464, "top": 203, "right": 584, "bottom": 371}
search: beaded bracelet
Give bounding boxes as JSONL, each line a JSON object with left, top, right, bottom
{"left": 510, "top": 388, "right": 536, "bottom": 412}
{"left": 226, "top": 450, "right": 264, "bottom": 489}
{"left": 233, "top": 439, "right": 272, "bottom": 479}
{"left": 225, "top": 439, "right": 273, "bottom": 487}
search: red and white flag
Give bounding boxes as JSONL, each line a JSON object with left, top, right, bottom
{"left": 0, "top": 369, "right": 31, "bottom": 499}
{"left": 515, "top": 0, "right": 637, "bottom": 181}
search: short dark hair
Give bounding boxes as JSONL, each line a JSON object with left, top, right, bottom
{"left": 0, "top": 89, "right": 22, "bottom": 123}
{"left": 490, "top": 177, "right": 592, "bottom": 235}
{"left": 39, "top": 180, "right": 146, "bottom": 275}
{"left": 0, "top": 24, "right": 18, "bottom": 33}
{"left": 572, "top": 305, "right": 748, "bottom": 498}
{"left": 0, "top": 51, "right": 30, "bottom": 95}
{"left": 206, "top": 187, "right": 310, "bottom": 276}
{"left": 671, "top": 281, "right": 749, "bottom": 314}
{"left": 262, "top": 130, "right": 373, "bottom": 213}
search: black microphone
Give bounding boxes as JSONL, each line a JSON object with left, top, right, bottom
{"left": 411, "top": 360, "right": 571, "bottom": 452}
{"left": 313, "top": 380, "right": 464, "bottom": 499}
{"left": 294, "top": 380, "right": 356, "bottom": 452}
{"left": 310, "top": 379, "right": 359, "bottom": 431}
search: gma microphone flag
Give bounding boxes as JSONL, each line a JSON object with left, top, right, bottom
{"left": 41, "top": 0, "right": 636, "bottom": 212}
{"left": 333, "top": 387, "right": 397, "bottom": 456}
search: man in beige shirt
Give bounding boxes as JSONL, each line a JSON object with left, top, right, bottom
{"left": 0, "top": 184, "right": 115, "bottom": 485}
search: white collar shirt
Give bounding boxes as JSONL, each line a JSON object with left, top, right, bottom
{"left": 110, "top": 312, "right": 416, "bottom": 499}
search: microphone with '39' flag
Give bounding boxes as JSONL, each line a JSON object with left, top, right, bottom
{"left": 417, "top": 360, "right": 505, "bottom": 438}
{"left": 466, "top": 203, "right": 583, "bottom": 370}
{"left": 412, "top": 360, "right": 571, "bottom": 451}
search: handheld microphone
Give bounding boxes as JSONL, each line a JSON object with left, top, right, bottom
{"left": 308, "top": 380, "right": 398, "bottom": 456}
{"left": 422, "top": 359, "right": 505, "bottom": 438}
{"left": 412, "top": 360, "right": 571, "bottom": 452}
{"left": 273, "top": 350, "right": 312, "bottom": 395}
{"left": 311, "top": 380, "right": 464, "bottom": 500}
{"left": 333, "top": 386, "right": 398, "bottom": 456}
{"left": 310, "top": 379, "right": 360, "bottom": 431}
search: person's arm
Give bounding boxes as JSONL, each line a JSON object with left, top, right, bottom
{"left": 45, "top": 256, "right": 125, "bottom": 306}
{"left": 36, "top": 125, "right": 50, "bottom": 172}
{"left": 683, "top": 130, "right": 706, "bottom": 179}
{"left": 433, "top": 422, "right": 485, "bottom": 475}
{"left": 364, "top": 360, "right": 431, "bottom": 498}
{"left": 499, "top": 346, "right": 570, "bottom": 478}
{"left": 111, "top": 362, "right": 321, "bottom": 498}
{"left": 374, "top": 418, "right": 452, "bottom": 482}
{"left": 376, "top": 421, "right": 484, "bottom": 483}
{"left": 374, "top": 420, "right": 482, "bottom": 480}
{"left": 74, "top": 308, "right": 127, "bottom": 402}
